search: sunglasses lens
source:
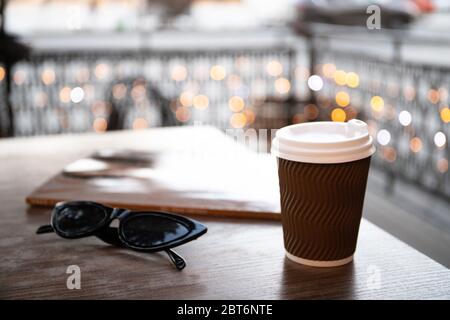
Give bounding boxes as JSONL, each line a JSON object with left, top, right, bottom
{"left": 54, "top": 204, "right": 107, "bottom": 237}
{"left": 121, "top": 214, "right": 189, "bottom": 248}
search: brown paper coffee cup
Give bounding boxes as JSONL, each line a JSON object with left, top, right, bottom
{"left": 278, "top": 156, "right": 371, "bottom": 266}
{"left": 272, "top": 120, "right": 375, "bottom": 267}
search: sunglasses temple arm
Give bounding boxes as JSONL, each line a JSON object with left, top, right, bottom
{"left": 165, "top": 249, "right": 186, "bottom": 271}
{"left": 36, "top": 225, "right": 55, "bottom": 234}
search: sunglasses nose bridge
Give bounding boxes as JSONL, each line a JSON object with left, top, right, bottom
{"left": 110, "top": 208, "right": 130, "bottom": 220}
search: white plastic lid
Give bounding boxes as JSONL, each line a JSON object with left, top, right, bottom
{"left": 271, "top": 119, "right": 375, "bottom": 164}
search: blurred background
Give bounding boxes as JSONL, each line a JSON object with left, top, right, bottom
{"left": 1, "top": 0, "right": 449, "bottom": 266}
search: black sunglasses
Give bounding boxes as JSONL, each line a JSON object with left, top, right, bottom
{"left": 36, "top": 201, "right": 207, "bottom": 270}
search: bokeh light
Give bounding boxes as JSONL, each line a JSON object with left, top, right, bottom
{"left": 335, "top": 91, "right": 350, "bottom": 107}
{"left": 93, "top": 117, "right": 107, "bottom": 133}
{"left": 322, "top": 63, "right": 336, "bottom": 78}
{"left": 193, "top": 94, "right": 209, "bottom": 110}
{"left": 175, "top": 106, "right": 191, "bottom": 122}
{"left": 59, "top": 87, "right": 71, "bottom": 103}
{"left": 230, "top": 112, "right": 247, "bottom": 128}
{"left": 41, "top": 68, "right": 56, "bottom": 85}
{"left": 370, "top": 96, "right": 385, "bottom": 112}
{"left": 410, "top": 137, "right": 422, "bottom": 153}
{"left": 91, "top": 100, "right": 108, "bottom": 116}
{"left": 383, "top": 147, "right": 397, "bottom": 163}
{"left": 112, "top": 83, "right": 127, "bottom": 100}
{"left": 304, "top": 104, "right": 319, "bottom": 120}
{"left": 292, "top": 113, "right": 306, "bottom": 124}
{"left": 345, "top": 72, "right": 360, "bottom": 88}
{"left": 440, "top": 107, "right": 450, "bottom": 123}
{"left": 171, "top": 65, "right": 188, "bottom": 82}
{"left": 427, "top": 89, "right": 440, "bottom": 104}
{"left": 70, "top": 87, "right": 85, "bottom": 103}
{"left": 398, "top": 110, "right": 412, "bottom": 126}
{"left": 437, "top": 158, "right": 449, "bottom": 173}
{"left": 274, "top": 78, "right": 290, "bottom": 94}
{"left": 34, "top": 91, "right": 48, "bottom": 108}
{"left": 94, "top": 63, "right": 109, "bottom": 80}
{"left": 228, "top": 96, "right": 245, "bottom": 112}
{"left": 179, "top": 91, "right": 194, "bottom": 107}
{"left": 0, "top": 66, "right": 5, "bottom": 81}
{"left": 331, "top": 108, "right": 346, "bottom": 122}
{"left": 210, "top": 65, "right": 226, "bottom": 81}
{"left": 333, "top": 70, "right": 347, "bottom": 86}
{"left": 267, "top": 60, "right": 283, "bottom": 77}
{"left": 131, "top": 84, "right": 146, "bottom": 101}
{"left": 438, "top": 87, "right": 448, "bottom": 101}
{"left": 434, "top": 131, "right": 446, "bottom": 148}
{"left": 13, "top": 70, "right": 26, "bottom": 85}
{"left": 403, "top": 86, "right": 416, "bottom": 101}
{"left": 307, "top": 75, "right": 323, "bottom": 91}
{"left": 377, "top": 129, "right": 391, "bottom": 146}
{"left": 244, "top": 109, "right": 256, "bottom": 124}
{"left": 132, "top": 118, "right": 148, "bottom": 130}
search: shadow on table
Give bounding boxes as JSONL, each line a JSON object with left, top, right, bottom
{"left": 97, "top": 245, "right": 173, "bottom": 269}
{"left": 279, "top": 257, "right": 356, "bottom": 299}
{"left": 25, "top": 206, "right": 177, "bottom": 270}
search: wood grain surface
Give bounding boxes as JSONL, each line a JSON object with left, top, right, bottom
{"left": 0, "top": 126, "right": 449, "bottom": 299}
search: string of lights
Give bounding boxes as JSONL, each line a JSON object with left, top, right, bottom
{"left": 0, "top": 42, "right": 448, "bottom": 198}
{"left": 312, "top": 49, "right": 449, "bottom": 198}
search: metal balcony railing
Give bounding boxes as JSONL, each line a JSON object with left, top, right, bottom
{"left": 6, "top": 47, "right": 297, "bottom": 135}
{"left": 0, "top": 27, "right": 448, "bottom": 199}
{"left": 307, "top": 25, "right": 450, "bottom": 199}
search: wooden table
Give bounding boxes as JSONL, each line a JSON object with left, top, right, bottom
{"left": 0, "top": 126, "right": 449, "bottom": 299}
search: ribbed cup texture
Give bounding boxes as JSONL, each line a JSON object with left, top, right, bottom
{"left": 278, "top": 157, "right": 371, "bottom": 261}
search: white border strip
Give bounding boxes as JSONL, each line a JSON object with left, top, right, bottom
{"left": 286, "top": 251, "right": 353, "bottom": 268}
